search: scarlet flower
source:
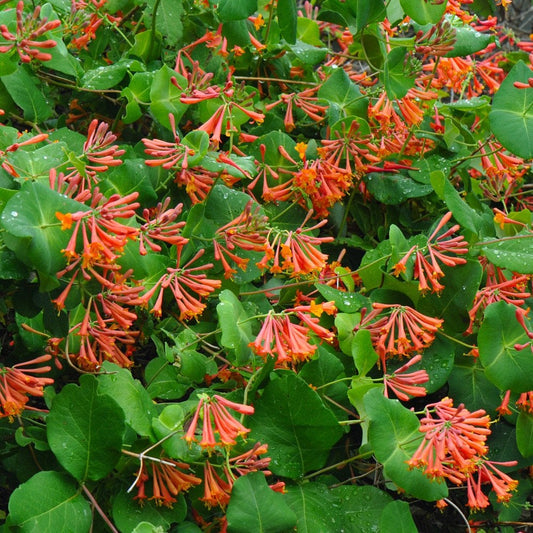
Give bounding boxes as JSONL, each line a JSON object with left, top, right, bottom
{"left": 408, "top": 398, "right": 491, "bottom": 480}
{"left": 213, "top": 200, "right": 268, "bottom": 278}
{"left": 383, "top": 354, "right": 429, "bottom": 401}
{"left": 0, "top": 1, "right": 60, "bottom": 63}
{"left": 393, "top": 212, "right": 468, "bottom": 294}
{"left": 319, "top": 120, "right": 380, "bottom": 177}
{"left": 175, "top": 166, "right": 218, "bottom": 204}
{"left": 139, "top": 199, "right": 188, "bottom": 255}
{"left": 134, "top": 249, "right": 221, "bottom": 320}
{"left": 142, "top": 114, "right": 195, "bottom": 170}
{"left": 466, "top": 274, "right": 530, "bottom": 334}
{"left": 133, "top": 458, "right": 201, "bottom": 507}
{"left": 184, "top": 394, "right": 254, "bottom": 450}
{"left": 466, "top": 459, "right": 518, "bottom": 510}
{"left": 358, "top": 303, "right": 443, "bottom": 365}
{"left": 82, "top": 119, "right": 125, "bottom": 174}
{"left": 201, "top": 461, "right": 232, "bottom": 508}
{"left": 0, "top": 354, "right": 54, "bottom": 419}
{"left": 258, "top": 215, "right": 333, "bottom": 277}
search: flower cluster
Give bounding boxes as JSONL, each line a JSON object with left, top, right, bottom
{"left": 0, "top": 355, "right": 54, "bottom": 419}
{"left": 393, "top": 212, "right": 468, "bottom": 293}
{"left": 358, "top": 303, "right": 443, "bottom": 367}
{"left": 0, "top": 1, "right": 60, "bottom": 63}
{"left": 408, "top": 397, "right": 518, "bottom": 510}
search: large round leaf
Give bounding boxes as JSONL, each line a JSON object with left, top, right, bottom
{"left": 248, "top": 371, "right": 343, "bottom": 479}
{"left": 489, "top": 61, "right": 533, "bottom": 159}
{"left": 8, "top": 471, "right": 91, "bottom": 533}
{"left": 364, "top": 388, "right": 448, "bottom": 501}
{"left": 478, "top": 301, "right": 533, "bottom": 393}
{"left": 47, "top": 374, "right": 125, "bottom": 481}
{"left": 0, "top": 181, "right": 88, "bottom": 275}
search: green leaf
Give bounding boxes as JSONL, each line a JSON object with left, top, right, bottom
{"left": 8, "top": 471, "right": 91, "bottom": 533}
{"left": 284, "top": 482, "right": 340, "bottom": 532}
{"left": 417, "top": 260, "right": 483, "bottom": 333}
{"left": 489, "top": 61, "right": 533, "bottom": 159}
{"left": 380, "top": 501, "right": 417, "bottom": 533}
{"left": 0, "top": 181, "right": 88, "bottom": 276}
{"left": 226, "top": 472, "right": 297, "bottom": 533}
{"left": 365, "top": 388, "right": 448, "bottom": 501}
{"left": 278, "top": 0, "right": 297, "bottom": 44}
{"left": 448, "top": 355, "right": 502, "bottom": 413}
{"left": 98, "top": 362, "right": 157, "bottom": 438}
{"left": 352, "top": 329, "right": 379, "bottom": 377}
{"left": 354, "top": 0, "right": 386, "bottom": 33}
{"left": 289, "top": 40, "right": 328, "bottom": 66}
{"left": 480, "top": 234, "right": 533, "bottom": 274}
{"left": 400, "top": 0, "right": 446, "bottom": 24}
{"left": 132, "top": 523, "right": 166, "bottom": 533}
{"left": 47, "top": 374, "right": 125, "bottom": 481}
{"left": 516, "top": 411, "right": 533, "bottom": 458}
{"left": 155, "top": 0, "right": 183, "bottom": 47}
{"left": 478, "top": 301, "right": 533, "bottom": 393}
{"left": 315, "top": 284, "right": 368, "bottom": 313}
{"left": 248, "top": 371, "right": 343, "bottom": 478}
{"left": 81, "top": 61, "right": 132, "bottom": 90}
{"left": 297, "top": 18, "right": 323, "bottom": 46}
{"left": 216, "top": 289, "right": 254, "bottom": 365}
{"left": 366, "top": 172, "right": 433, "bottom": 205}
{"left": 121, "top": 72, "right": 155, "bottom": 123}
{"left": 430, "top": 171, "right": 487, "bottom": 235}
{"left": 318, "top": 68, "right": 368, "bottom": 123}
{"left": 1, "top": 67, "right": 53, "bottom": 122}
{"left": 330, "top": 485, "right": 393, "bottom": 532}
{"left": 145, "top": 357, "right": 191, "bottom": 400}
{"left": 149, "top": 65, "right": 188, "bottom": 130}
{"left": 447, "top": 23, "right": 493, "bottom": 57}
{"left": 217, "top": 0, "right": 257, "bottom": 21}
{"left": 381, "top": 46, "right": 416, "bottom": 99}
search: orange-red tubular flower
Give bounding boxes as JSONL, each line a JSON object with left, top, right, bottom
{"left": 0, "top": 354, "right": 54, "bottom": 419}
{"left": 184, "top": 394, "right": 253, "bottom": 451}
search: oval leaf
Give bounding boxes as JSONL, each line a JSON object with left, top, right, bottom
{"left": 489, "top": 61, "right": 533, "bottom": 159}
{"left": 248, "top": 371, "right": 343, "bottom": 478}
{"left": 478, "top": 301, "right": 533, "bottom": 393}
{"left": 8, "top": 471, "right": 91, "bottom": 532}
{"left": 47, "top": 374, "right": 125, "bottom": 481}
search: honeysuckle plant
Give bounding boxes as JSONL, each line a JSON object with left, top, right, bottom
{"left": 0, "top": 0, "right": 532, "bottom": 531}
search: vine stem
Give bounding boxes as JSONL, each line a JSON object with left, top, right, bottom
{"left": 82, "top": 485, "right": 120, "bottom": 533}
{"left": 302, "top": 450, "right": 374, "bottom": 481}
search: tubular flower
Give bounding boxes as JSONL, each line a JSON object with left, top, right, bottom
{"left": 142, "top": 114, "right": 195, "bottom": 170}
{"left": 514, "top": 308, "right": 533, "bottom": 354}
{"left": 201, "top": 461, "right": 232, "bottom": 509}
{"left": 393, "top": 212, "right": 468, "bottom": 294}
{"left": 249, "top": 310, "right": 327, "bottom": 367}
{"left": 466, "top": 274, "right": 530, "bottom": 334}
{"left": 81, "top": 119, "right": 125, "bottom": 175}
{"left": 0, "top": 1, "right": 61, "bottom": 62}
{"left": 319, "top": 120, "right": 381, "bottom": 177}
{"left": 265, "top": 87, "right": 328, "bottom": 132}
{"left": 213, "top": 200, "right": 268, "bottom": 278}
{"left": 184, "top": 394, "right": 254, "bottom": 451}
{"left": 466, "top": 459, "right": 518, "bottom": 510}
{"left": 134, "top": 249, "right": 221, "bottom": 320}
{"left": 133, "top": 458, "right": 201, "bottom": 507}
{"left": 358, "top": 303, "right": 443, "bottom": 365}
{"left": 383, "top": 354, "right": 429, "bottom": 401}
{"left": 0, "top": 354, "right": 54, "bottom": 419}
{"left": 259, "top": 215, "right": 333, "bottom": 277}
{"left": 248, "top": 143, "right": 296, "bottom": 204}
{"left": 293, "top": 158, "right": 352, "bottom": 218}
{"left": 0, "top": 132, "right": 48, "bottom": 177}
{"left": 139, "top": 199, "right": 188, "bottom": 255}
{"left": 55, "top": 191, "right": 140, "bottom": 275}
{"left": 408, "top": 397, "right": 492, "bottom": 480}
{"left": 175, "top": 166, "right": 218, "bottom": 204}
{"left": 477, "top": 141, "right": 529, "bottom": 204}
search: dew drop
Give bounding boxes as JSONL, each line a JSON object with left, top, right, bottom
{"left": 10, "top": 211, "right": 18, "bottom": 217}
